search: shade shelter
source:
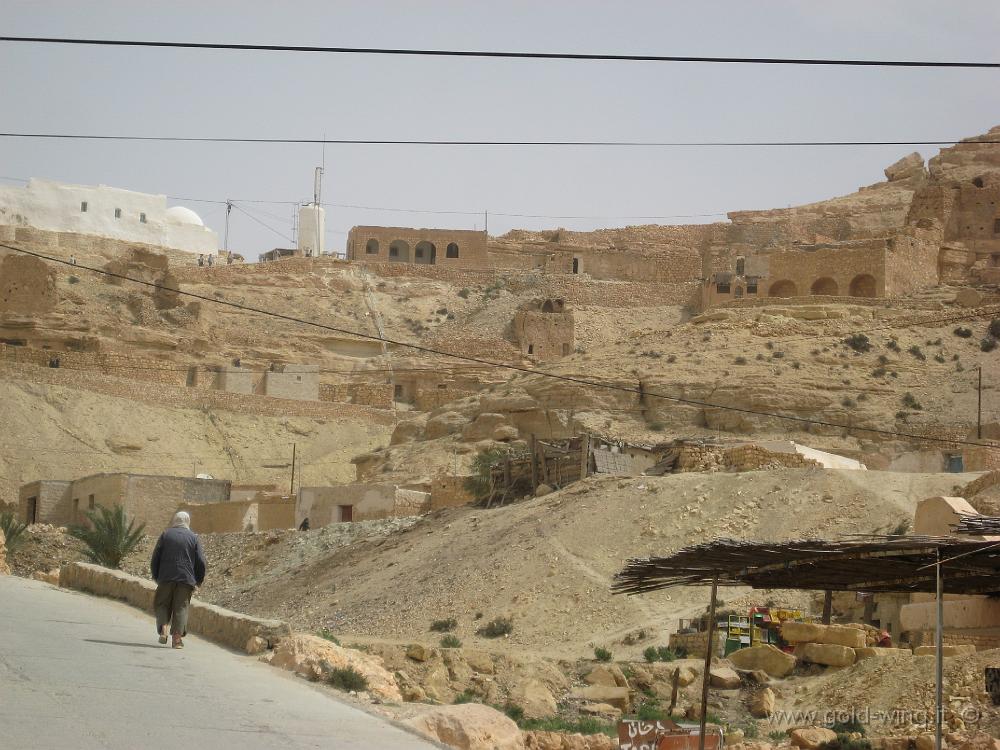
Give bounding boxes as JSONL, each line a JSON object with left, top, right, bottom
{"left": 613, "top": 535, "right": 1000, "bottom": 750}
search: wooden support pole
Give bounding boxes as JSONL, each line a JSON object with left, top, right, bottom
{"left": 935, "top": 551, "right": 944, "bottom": 750}
{"left": 821, "top": 590, "right": 833, "bottom": 625}
{"left": 579, "top": 434, "right": 591, "bottom": 480}
{"left": 699, "top": 574, "right": 719, "bottom": 750}
{"left": 529, "top": 435, "right": 539, "bottom": 493}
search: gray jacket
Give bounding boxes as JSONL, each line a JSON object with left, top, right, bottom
{"left": 150, "top": 527, "right": 207, "bottom": 587}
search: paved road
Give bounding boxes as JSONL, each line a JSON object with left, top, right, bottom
{"left": 0, "top": 576, "right": 439, "bottom": 749}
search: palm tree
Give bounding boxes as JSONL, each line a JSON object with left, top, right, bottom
{"left": 68, "top": 505, "right": 146, "bottom": 569}
{"left": 0, "top": 512, "right": 28, "bottom": 551}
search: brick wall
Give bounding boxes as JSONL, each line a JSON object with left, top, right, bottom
{"left": 668, "top": 630, "right": 726, "bottom": 658}
{"left": 673, "top": 443, "right": 821, "bottom": 472}
{"left": 319, "top": 382, "right": 395, "bottom": 409}
{"left": 346, "top": 226, "right": 489, "bottom": 268}
{"left": 428, "top": 474, "right": 475, "bottom": 510}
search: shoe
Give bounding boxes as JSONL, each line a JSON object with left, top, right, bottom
{"left": 172, "top": 636, "right": 184, "bottom": 649}
{"left": 158, "top": 625, "right": 168, "bottom": 645}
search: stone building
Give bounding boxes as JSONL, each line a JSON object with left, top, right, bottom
{"left": 18, "top": 473, "right": 232, "bottom": 530}
{"left": 512, "top": 298, "right": 575, "bottom": 361}
{"left": 296, "top": 483, "right": 431, "bottom": 528}
{"left": 178, "top": 494, "right": 294, "bottom": 533}
{"left": 345, "top": 226, "right": 489, "bottom": 268}
{"left": 210, "top": 362, "right": 320, "bottom": 401}
{"left": 0, "top": 178, "right": 217, "bottom": 254}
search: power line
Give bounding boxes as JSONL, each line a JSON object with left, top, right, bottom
{"left": 6, "top": 241, "right": 998, "bottom": 452}
{"left": 2, "top": 36, "right": 999, "bottom": 69}
{"left": 230, "top": 202, "right": 293, "bottom": 243}
{"left": 2, "top": 132, "right": 998, "bottom": 148}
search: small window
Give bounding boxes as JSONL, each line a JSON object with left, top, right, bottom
{"left": 88, "top": 494, "right": 95, "bottom": 510}
{"left": 80, "top": 201, "right": 88, "bottom": 212}
{"left": 746, "top": 282, "right": 758, "bottom": 294}
{"left": 139, "top": 212, "right": 147, "bottom": 224}
{"left": 366, "top": 239, "right": 379, "bottom": 254}
{"left": 389, "top": 246, "right": 399, "bottom": 258}
{"left": 393, "top": 384, "right": 403, "bottom": 398}
{"left": 716, "top": 282, "right": 731, "bottom": 294}
{"left": 993, "top": 218, "right": 1000, "bottom": 235}
{"left": 572, "top": 258, "right": 580, "bottom": 274}
{"left": 296, "top": 375, "right": 302, "bottom": 381}
{"left": 415, "top": 247, "right": 424, "bottom": 258}
{"left": 562, "top": 343, "right": 570, "bottom": 356}
{"left": 734, "top": 286, "right": 744, "bottom": 299}
{"left": 114, "top": 208, "right": 122, "bottom": 219}
{"left": 437, "top": 383, "right": 447, "bottom": 389}
{"left": 446, "top": 242, "right": 459, "bottom": 258}
{"left": 527, "top": 344, "right": 534, "bottom": 354}
{"left": 735, "top": 257, "right": 745, "bottom": 276}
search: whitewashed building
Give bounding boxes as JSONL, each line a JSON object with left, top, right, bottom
{"left": 0, "top": 178, "right": 218, "bottom": 254}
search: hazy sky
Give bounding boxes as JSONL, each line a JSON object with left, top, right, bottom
{"left": 2, "top": 2, "right": 999, "bottom": 255}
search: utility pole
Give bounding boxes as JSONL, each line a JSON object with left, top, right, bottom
{"left": 698, "top": 574, "right": 719, "bottom": 750}
{"left": 289, "top": 443, "right": 297, "bottom": 496}
{"left": 224, "top": 200, "right": 232, "bottom": 252}
{"left": 484, "top": 210, "right": 488, "bottom": 235}
{"left": 978, "top": 365, "right": 983, "bottom": 440}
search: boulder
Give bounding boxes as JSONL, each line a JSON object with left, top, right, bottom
{"left": 884, "top": 151, "right": 926, "bottom": 182}
{"left": 535, "top": 484, "right": 553, "bottom": 497}
{"left": 880, "top": 739, "right": 915, "bottom": 750}
{"left": 407, "top": 643, "right": 436, "bottom": 662}
{"left": 580, "top": 703, "right": 622, "bottom": 720}
{"left": 583, "top": 665, "right": 618, "bottom": 687}
{"left": 793, "top": 642, "right": 856, "bottom": 667}
{"left": 390, "top": 417, "right": 427, "bottom": 445}
{"left": 728, "top": 644, "right": 797, "bottom": 678}
{"left": 510, "top": 678, "right": 558, "bottom": 719}
{"left": 493, "top": 425, "right": 520, "bottom": 442}
{"left": 479, "top": 392, "right": 538, "bottom": 413}
{"left": 423, "top": 665, "right": 455, "bottom": 703}
{"left": 405, "top": 704, "right": 524, "bottom": 750}
{"left": 955, "top": 733, "right": 1000, "bottom": 750}
{"left": 855, "top": 647, "right": 912, "bottom": 660}
{"left": 244, "top": 635, "right": 268, "bottom": 655}
{"left": 425, "top": 411, "right": 468, "bottom": 440}
{"left": 0, "top": 529, "right": 9, "bottom": 576}
{"left": 463, "top": 650, "right": 496, "bottom": 675}
{"left": 724, "top": 729, "right": 745, "bottom": 746}
{"left": 462, "top": 413, "right": 510, "bottom": 442}
{"left": 262, "top": 633, "right": 401, "bottom": 702}
{"left": 781, "top": 622, "right": 866, "bottom": 649}
{"left": 790, "top": 727, "right": 838, "bottom": 749}
{"left": 914, "top": 735, "right": 935, "bottom": 750}
{"left": 750, "top": 687, "right": 775, "bottom": 718}
{"left": 709, "top": 666, "right": 742, "bottom": 689}
{"left": 523, "top": 730, "right": 617, "bottom": 750}
{"left": 571, "top": 685, "right": 630, "bottom": 712}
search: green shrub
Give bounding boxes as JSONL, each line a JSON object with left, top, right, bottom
{"left": 907, "top": 345, "right": 925, "bottom": 361}
{"left": 841, "top": 397, "right": 856, "bottom": 408}
{"left": 830, "top": 717, "right": 866, "bottom": 736}
{"left": 594, "top": 647, "right": 612, "bottom": 662}
{"left": 934, "top": 353, "right": 945, "bottom": 363}
{"left": 0, "top": 512, "right": 28, "bottom": 551}
{"left": 989, "top": 319, "right": 1000, "bottom": 339}
{"left": 317, "top": 629, "right": 341, "bottom": 645}
{"left": 844, "top": 334, "right": 871, "bottom": 352}
{"left": 901, "top": 392, "right": 923, "bottom": 410}
{"left": 887, "top": 339, "right": 901, "bottom": 352}
{"left": 649, "top": 422, "right": 665, "bottom": 432}
{"left": 818, "top": 735, "right": 872, "bottom": 750}
{"left": 734, "top": 356, "right": 748, "bottom": 365}
{"left": 637, "top": 701, "right": 667, "bottom": 721}
{"left": 895, "top": 411, "right": 909, "bottom": 421}
{"left": 441, "top": 634, "right": 462, "bottom": 648}
{"left": 656, "top": 646, "right": 677, "bottom": 662}
{"left": 503, "top": 704, "right": 525, "bottom": 722}
{"left": 458, "top": 288, "right": 470, "bottom": 299}
{"left": 67, "top": 504, "right": 145, "bottom": 570}
{"left": 453, "top": 690, "right": 478, "bottom": 704}
{"left": 872, "top": 367, "right": 887, "bottom": 377}
{"left": 769, "top": 730, "right": 788, "bottom": 741}
{"left": 518, "top": 716, "right": 616, "bottom": 737}
{"left": 643, "top": 646, "right": 658, "bottom": 662}
{"left": 430, "top": 618, "right": 457, "bottom": 632}
{"left": 982, "top": 337, "right": 998, "bottom": 352}
{"left": 326, "top": 666, "right": 368, "bottom": 692}
{"left": 68, "top": 275, "right": 80, "bottom": 284}
{"left": 477, "top": 616, "right": 513, "bottom": 638}
{"left": 954, "top": 326, "right": 973, "bottom": 338}
{"left": 463, "top": 447, "right": 509, "bottom": 500}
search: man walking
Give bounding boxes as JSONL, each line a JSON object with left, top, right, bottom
{"left": 150, "top": 511, "right": 206, "bottom": 649}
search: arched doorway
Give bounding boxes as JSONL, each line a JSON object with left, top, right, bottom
{"left": 768, "top": 279, "right": 797, "bottom": 298}
{"left": 810, "top": 277, "right": 839, "bottom": 296}
{"left": 365, "top": 239, "right": 379, "bottom": 255}
{"left": 414, "top": 241, "right": 436, "bottom": 265}
{"left": 446, "top": 242, "right": 459, "bottom": 258}
{"left": 849, "top": 274, "right": 877, "bottom": 298}
{"left": 388, "top": 240, "right": 410, "bottom": 262}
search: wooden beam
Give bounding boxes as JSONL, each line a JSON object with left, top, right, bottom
{"left": 699, "top": 575, "right": 719, "bottom": 750}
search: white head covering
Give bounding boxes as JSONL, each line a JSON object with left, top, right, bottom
{"left": 171, "top": 511, "right": 191, "bottom": 529}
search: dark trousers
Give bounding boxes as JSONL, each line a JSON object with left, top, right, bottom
{"left": 154, "top": 581, "right": 194, "bottom": 636}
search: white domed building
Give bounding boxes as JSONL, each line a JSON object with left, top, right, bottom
{"left": 0, "top": 178, "right": 218, "bottom": 254}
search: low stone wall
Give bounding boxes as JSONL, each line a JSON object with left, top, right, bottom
{"left": 60, "top": 562, "right": 290, "bottom": 650}
{"left": 668, "top": 630, "right": 725, "bottom": 658}
{"left": 674, "top": 443, "right": 821, "bottom": 472}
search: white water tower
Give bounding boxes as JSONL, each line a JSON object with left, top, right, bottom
{"left": 297, "top": 167, "right": 325, "bottom": 256}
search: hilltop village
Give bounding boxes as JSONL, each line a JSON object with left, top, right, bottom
{"left": 2, "top": 126, "right": 1000, "bottom": 749}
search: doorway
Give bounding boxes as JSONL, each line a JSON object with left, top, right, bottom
{"left": 338, "top": 505, "right": 354, "bottom": 522}
{"left": 26, "top": 496, "right": 37, "bottom": 524}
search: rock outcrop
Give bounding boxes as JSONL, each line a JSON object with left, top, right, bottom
{"left": 405, "top": 704, "right": 524, "bottom": 750}
{"left": 728, "top": 644, "right": 797, "bottom": 678}
{"left": 262, "top": 633, "right": 402, "bottom": 702}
